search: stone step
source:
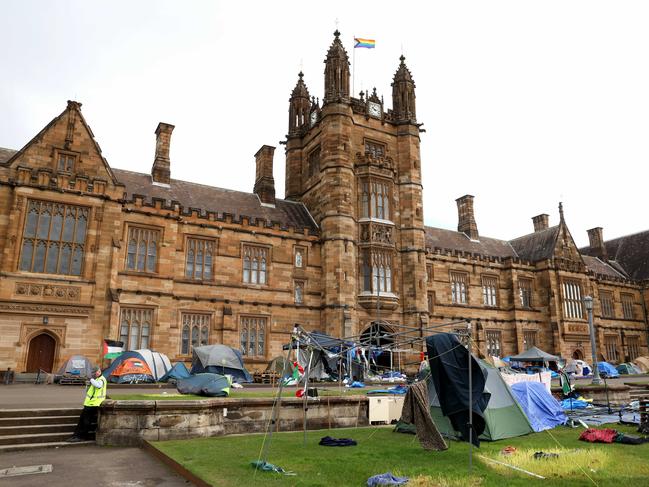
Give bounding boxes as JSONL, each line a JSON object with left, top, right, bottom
{"left": 0, "top": 440, "right": 94, "bottom": 453}
{"left": 0, "top": 408, "right": 81, "bottom": 418}
{"left": 0, "top": 415, "right": 78, "bottom": 427}
{"left": 0, "top": 423, "right": 76, "bottom": 436}
{"left": 0, "top": 431, "right": 72, "bottom": 446}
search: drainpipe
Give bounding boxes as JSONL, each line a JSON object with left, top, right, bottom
{"left": 642, "top": 282, "right": 649, "bottom": 354}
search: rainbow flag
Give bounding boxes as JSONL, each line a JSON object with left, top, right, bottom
{"left": 354, "top": 37, "right": 375, "bottom": 49}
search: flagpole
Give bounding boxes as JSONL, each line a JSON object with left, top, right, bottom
{"left": 352, "top": 35, "right": 356, "bottom": 97}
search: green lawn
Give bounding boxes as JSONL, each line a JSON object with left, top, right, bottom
{"left": 110, "top": 387, "right": 367, "bottom": 401}
{"left": 151, "top": 424, "right": 649, "bottom": 486}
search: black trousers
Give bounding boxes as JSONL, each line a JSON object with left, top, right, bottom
{"left": 73, "top": 406, "right": 98, "bottom": 439}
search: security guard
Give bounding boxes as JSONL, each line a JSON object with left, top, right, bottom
{"left": 67, "top": 366, "right": 107, "bottom": 442}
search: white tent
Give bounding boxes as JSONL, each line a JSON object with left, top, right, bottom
{"left": 134, "top": 349, "right": 172, "bottom": 381}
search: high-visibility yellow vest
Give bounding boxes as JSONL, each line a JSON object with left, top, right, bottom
{"left": 83, "top": 376, "right": 107, "bottom": 407}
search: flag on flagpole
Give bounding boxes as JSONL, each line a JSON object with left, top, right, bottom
{"left": 354, "top": 37, "right": 376, "bottom": 49}
{"left": 103, "top": 339, "right": 124, "bottom": 359}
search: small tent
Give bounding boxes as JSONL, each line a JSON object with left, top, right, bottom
{"left": 160, "top": 362, "right": 191, "bottom": 382}
{"left": 177, "top": 373, "right": 231, "bottom": 397}
{"left": 56, "top": 355, "right": 94, "bottom": 379}
{"left": 617, "top": 363, "right": 642, "bottom": 375}
{"left": 191, "top": 344, "right": 253, "bottom": 383}
{"left": 633, "top": 356, "right": 649, "bottom": 373}
{"left": 134, "top": 349, "right": 171, "bottom": 381}
{"left": 597, "top": 361, "right": 620, "bottom": 378}
{"left": 266, "top": 356, "right": 291, "bottom": 375}
{"left": 426, "top": 334, "right": 533, "bottom": 442}
{"left": 102, "top": 350, "right": 171, "bottom": 382}
{"left": 106, "top": 357, "right": 154, "bottom": 383}
{"left": 510, "top": 382, "right": 567, "bottom": 432}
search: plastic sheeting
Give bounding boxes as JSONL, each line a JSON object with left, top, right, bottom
{"left": 510, "top": 382, "right": 567, "bottom": 432}
{"left": 177, "top": 373, "right": 230, "bottom": 397}
{"left": 597, "top": 362, "right": 620, "bottom": 378}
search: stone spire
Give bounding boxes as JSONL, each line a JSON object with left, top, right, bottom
{"left": 323, "top": 30, "right": 350, "bottom": 104}
{"left": 288, "top": 72, "right": 311, "bottom": 135}
{"left": 391, "top": 55, "right": 416, "bottom": 122}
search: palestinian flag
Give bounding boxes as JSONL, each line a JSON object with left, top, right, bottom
{"left": 103, "top": 339, "right": 124, "bottom": 359}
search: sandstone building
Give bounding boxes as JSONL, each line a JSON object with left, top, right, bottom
{"left": 1, "top": 31, "right": 647, "bottom": 374}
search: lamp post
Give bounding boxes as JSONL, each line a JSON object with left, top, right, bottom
{"left": 583, "top": 296, "right": 601, "bottom": 385}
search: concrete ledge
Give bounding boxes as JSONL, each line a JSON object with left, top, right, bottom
{"left": 97, "top": 396, "right": 369, "bottom": 446}
{"left": 142, "top": 440, "right": 211, "bottom": 487}
{"left": 574, "top": 383, "right": 631, "bottom": 406}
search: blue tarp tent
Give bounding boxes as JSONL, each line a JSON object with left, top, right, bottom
{"left": 191, "top": 344, "right": 253, "bottom": 383}
{"left": 597, "top": 362, "right": 620, "bottom": 378}
{"left": 177, "top": 373, "right": 231, "bottom": 397}
{"left": 160, "top": 362, "right": 191, "bottom": 382}
{"left": 510, "top": 382, "right": 567, "bottom": 432}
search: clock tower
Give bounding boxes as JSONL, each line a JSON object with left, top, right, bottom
{"left": 284, "top": 31, "right": 427, "bottom": 346}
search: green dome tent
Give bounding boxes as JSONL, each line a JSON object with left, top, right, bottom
{"left": 428, "top": 361, "right": 533, "bottom": 441}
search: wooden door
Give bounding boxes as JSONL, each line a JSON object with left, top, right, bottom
{"left": 26, "top": 333, "right": 56, "bottom": 373}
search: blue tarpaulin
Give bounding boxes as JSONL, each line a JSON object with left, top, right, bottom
{"left": 597, "top": 362, "right": 620, "bottom": 378}
{"left": 160, "top": 362, "right": 191, "bottom": 382}
{"left": 510, "top": 382, "right": 567, "bottom": 432}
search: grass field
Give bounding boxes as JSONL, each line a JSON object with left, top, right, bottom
{"left": 110, "top": 387, "right": 368, "bottom": 401}
{"left": 151, "top": 424, "right": 649, "bottom": 486}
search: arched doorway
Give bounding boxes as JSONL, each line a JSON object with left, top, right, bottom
{"left": 572, "top": 349, "right": 583, "bottom": 361}
{"left": 360, "top": 322, "right": 393, "bottom": 373}
{"left": 26, "top": 333, "right": 56, "bottom": 373}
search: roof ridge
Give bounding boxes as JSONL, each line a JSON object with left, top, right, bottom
{"left": 508, "top": 225, "right": 559, "bottom": 243}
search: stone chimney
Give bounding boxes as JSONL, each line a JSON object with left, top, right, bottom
{"left": 587, "top": 227, "right": 608, "bottom": 261}
{"left": 532, "top": 214, "right": 549, "bottom": 232}
{"left": 456, "top": 194, "right": 479, "bottom": 240}
{"left": 151, "top": 122, "right": 175, "bottom": 185}
{"left": 253, "top": 145, "right": 276, "bottom": 205}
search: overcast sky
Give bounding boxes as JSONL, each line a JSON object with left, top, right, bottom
{"left": 2, "top": 1, "right": 648, "bottom": 247}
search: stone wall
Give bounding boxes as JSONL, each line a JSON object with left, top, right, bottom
{"left": 97, "top": 396, "right": 369, "bottom": 446}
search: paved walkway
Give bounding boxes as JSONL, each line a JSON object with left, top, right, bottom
{"left": 0, "top": 384, "right": 177, "bottom": 409}
{"left": 0, "top": 445, "right": 190, "bottom": 486}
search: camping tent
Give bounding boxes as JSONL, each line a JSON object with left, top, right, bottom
{"left": 510, "top": 382, "right": 567, "bottom": 432}
{"left": 597, "top": 361, "right": 620, "bottom": 378}
{"left": 633, "top": 356, "right": 649, "bottom": 373}
{"left": 191, "top": 344, "right": 253, "bottom": 383}
{"left": 56, "top": 355, "right": 94, "bottom": 378}
{"left": 266, "top": 356, "right": 290, "bottom": 375}
{"left": 160, "top": 362, "right": 191, "bottom": 382}
{"left": 102, "top": 350, "right": 171, "bottom": 382}
{"left": 426, "top": 334, "right": 533, "bottom": 442}
{"left": 617, "top": 363, "right": 642, "bottom": 375}
{"left": 106, "top": 357, "right": 155, "bottom": 383}
{"left": 177, "top": 373, "right": 231, "bottom": 397}
{"left": 134, "top": 349, "right": 171, "bottom": 381}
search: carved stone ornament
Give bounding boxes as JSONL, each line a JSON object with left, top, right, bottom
{"left": 20, "top": 324, "right": 67, "bottom": 346}
{"left": 0, "top": 302, "right": 90, "bottom": 316}
{"left": 359, "top": 221, "right": 393, "bottom": 245}
{"left": 15, "top": 283, "right": 81, "bottom": 301}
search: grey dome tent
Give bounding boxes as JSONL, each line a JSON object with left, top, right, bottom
{"left": 56, "top": 355, "right": 94, "bottom": 379}
{"left": 191, "top": 344, "right": 252, "bottom": 383}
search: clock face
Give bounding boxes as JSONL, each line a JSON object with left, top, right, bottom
{"left": 368, "top": 102, "right": 381, "bottom": 118}
{"left": 310, "top": 111, "right": 318, "bottom": 126}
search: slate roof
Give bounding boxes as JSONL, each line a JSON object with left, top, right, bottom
{"left": 113, "top": 169, "right": 318, "bottom": 232}
{"left": 0, "top": 147, "right": 17, "bottom": 164}
{"left": 508, "top": 226, "right": 560, "bottom": 262}
{"left": 424, "top": 226, "right": 518, "bottom": 258}
{"left": 581, "top": 230, "right": 649, "bottom": 281}
{"left": 582, "top": 255, "right": 627, "bottom": 279}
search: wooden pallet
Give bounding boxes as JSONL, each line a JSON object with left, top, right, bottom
{"left": 59, "top": 376, "right": 87, "bottom": 386}
{"left": 254, "top": 372, "right": 279, "bottom": 386}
